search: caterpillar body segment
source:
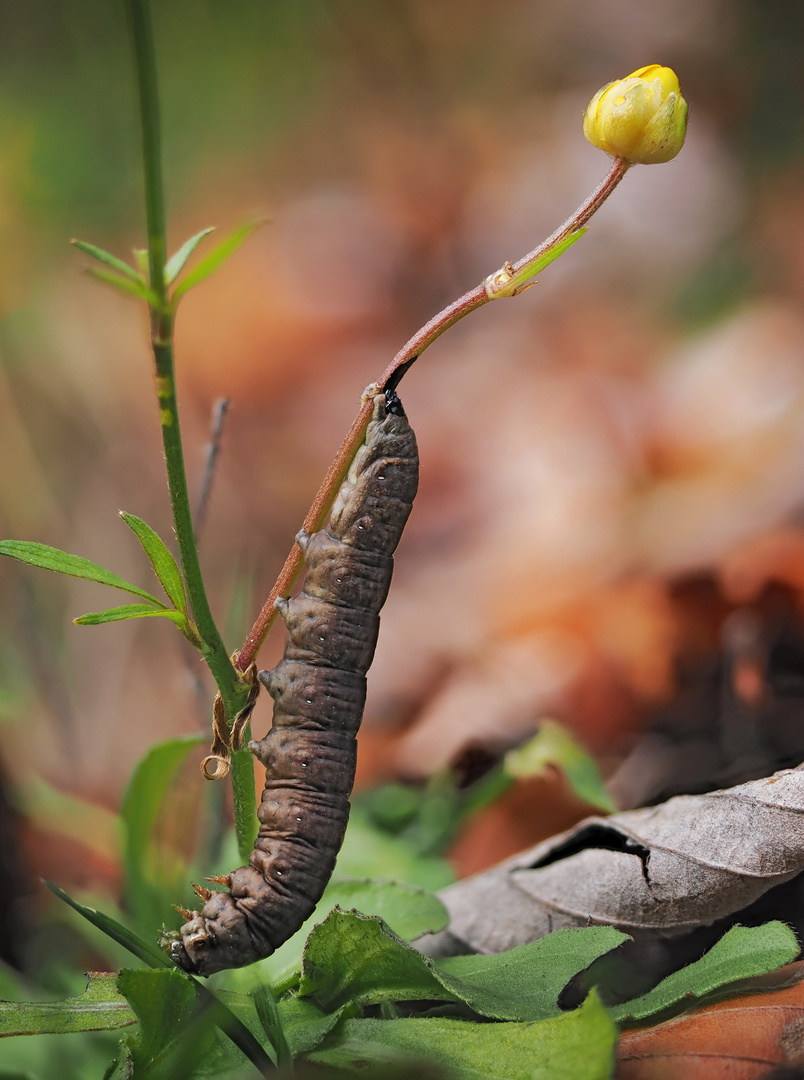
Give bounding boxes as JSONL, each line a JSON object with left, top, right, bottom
{"left": 168, "top": 392, "right": 418, "bottom": 974}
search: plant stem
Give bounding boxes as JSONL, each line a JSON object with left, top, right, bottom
{"left": 236, "top": 157, "right": 630, "bottom": 671}
{"left": 125, "top": 0, "right": 257, "bottom": 852}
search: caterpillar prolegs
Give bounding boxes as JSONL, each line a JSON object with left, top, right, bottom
{"left": 166, "top": 390, "right": 419, "bottom": 975}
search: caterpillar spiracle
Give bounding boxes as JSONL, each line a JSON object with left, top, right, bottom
{"left": 166, "top": 389, "right": 419, "bottom": 975}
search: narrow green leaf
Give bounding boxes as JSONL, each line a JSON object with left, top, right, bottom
{"left": 171, "top": 220, "right": 264, "bottom": 302}
{"left": 71, "top": 239, "right": 145, "bottom": 283}
{"left": 611, "top": 921, "right": 800, "bottom": 1024}
{"left": 119, "top": 512, "right": 187, "bottom": 612}
{"left": 74, "top": 604, "right": 186, "bottom": 626}
{"left": 505, "top": 720, "right": 616, "bottom": 813}
{"left": 44, "top": 881, "right": 173, "bottom": 969}
{"left": 0, "top": 973, "right": 135, "bottom": 1036}
{"left": 120, "top": 735, "right": 205, "bottom": 931}
{"left": 306, "top": 990, "right": 616, "bottom": 1080}
{"left": 251, "top": 984, "right": 292, "bottom": 1067}
{"left": 164, "top": 227, "right": 215, "bottom": 284}
{"left": 44, "top": 882, "right": 276, "bottom": 1071}
{"left": 133, "top": 248, "right": 149, "bottom": 275}
{"left": 86, "top": 266, "right": 161, "bottom": 306}
{"left": 0, "top": 540, "right": 164, "bottom": 605}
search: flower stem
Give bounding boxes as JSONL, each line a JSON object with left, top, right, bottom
{"left": 125, "top": 0, "right": 257, "bottom": 853}
{"left": 236, "top": 157, "right": 630, "bottom": 671}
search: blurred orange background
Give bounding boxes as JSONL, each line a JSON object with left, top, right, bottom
{"left": 3, "top": 0, "right": 804, "bottom": 914}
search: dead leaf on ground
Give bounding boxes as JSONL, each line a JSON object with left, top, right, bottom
{"left": 421, "top": 764, "right": 804, "bottom": 956}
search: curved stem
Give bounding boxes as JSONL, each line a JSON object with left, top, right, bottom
{"left": 236, "top": 157, "right": 630, "bottom": 672}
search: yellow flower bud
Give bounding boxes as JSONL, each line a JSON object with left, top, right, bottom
{"left": 583, "top": 64, "right": 688, "bottom": 165}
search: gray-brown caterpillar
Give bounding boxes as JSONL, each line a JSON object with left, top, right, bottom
{"left": 166, "top": 390, "right": 418, "bottom": 975}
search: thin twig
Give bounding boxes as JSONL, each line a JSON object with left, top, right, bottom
{"left": 195, "top": 397, "right": 230, "bottom": 542}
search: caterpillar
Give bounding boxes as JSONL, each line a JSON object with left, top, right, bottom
{"left": 166, "top": 389, "right": 419, "bottom": 975}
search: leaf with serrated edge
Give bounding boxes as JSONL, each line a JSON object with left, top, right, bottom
{"left": 119, "top": 512, "right": 187, "bottom": 612}
{"left": 71, "top": 239, "right": 145, "bottom": 282}
{"left": 611, "top": 921, "right": 800, "bottom": 1023}
{"left": 0, "top": 973, "right": 135, "bottom": 1036}
{"left": 299, "top": 910, "right": 627, "bottom": 1022}
{"left": 73, "top": 604, "right": 186, "bottom": 626}
{"left": 0, "top": 540, "right": 164, "bottom": 605}
{"left": 165, "top": 227, "right": 215, "bottom": 284}
{"left": 306, "top": 989, "right": 616, "bottom": 1080}
{"left": 171, "top": 220, "right": 264, "bottom": 302}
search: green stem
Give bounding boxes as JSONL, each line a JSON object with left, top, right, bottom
{"left": 125, "top": 0, "right": 257, "bottom": 855}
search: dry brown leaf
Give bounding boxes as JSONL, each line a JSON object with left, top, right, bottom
{"left": 615, "top": 961, "right": 804, "bottom": 1079}
{"left": 422, "top": 764, "right": 804, "bottom": 956}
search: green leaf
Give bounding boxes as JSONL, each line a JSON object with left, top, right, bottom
{"left": 299, "top": 910, "right": 452, "bottom": 1012}
{"left": 164, "top": 227, "right": 215, "bottom": 284}
{"left": 258, "top": 880, "right": 448, "bottom": 993}
{"left": 74, "top": 603, "right": 185, "bottom": 626}
{"left": 505, "top": 720, "right": 616, "bottom": 813}
{"left": 45, "top": 881, "right": 174, "bottom": 969}
{"left": 326, "top": 880, "right": 449, "bottom": 942}
{"left": 0, "top": 540, "right": 165, "bottom": 606}
{"left": 306, "top": 989, "right": 616, "bottom": 1080}
{"left": 120, "top": 735, "right": 206, "bottom": 931}
{"left": 299, "top": 911, "right": 626, "bottom": 1022}
{"left": 434, "top": 926, "right": 629, "bottom": 1022}
{"left": 133, "top": 248, "right": 149, "bottom": 275}
{"left": 611, "top": 921, "right": 800, "bottom": 1024}
{"left": 44, "top": 883, "right": 276, "bottom": 1073}
{"left": 171, "top": 220, "right": 264, "bottom": 302}
{"left": 119, "top": 512, "right": 187, "bottom": 612}
{"left": 0, "top": 973, "right": 135, "bottom": 1036}
{"left": 275, "top": 996, "right": 343, "bottom": 1059}
{"left": 117, "top": 969, "right": 196, "bottom": 1059}
{"left": 86, "top": 266, "right": 161, "bottom": 306}
{"left": 71, "top": 239, "right": 146, "bottom": 283}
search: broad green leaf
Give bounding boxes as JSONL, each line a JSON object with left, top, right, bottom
{"left": 172, "top": 220, "right": 264, "bottom": 302}
{"left": 74, "top": 603, "right": 185, "bottom": 626}
{"left": 0, "top": 973, "right": 135, "bottom": 1036}
{"left": 306, "top": 989, "right": 616, "bottom": 1080}
{"left": 505, "top": 720, "right": 616, "bottom": 813}
{"left": 434, "top": 926, "right": 629, "bottom": 1021}
{"left": 165, "top": 227, "right": 215, "bottom": 284}
{"left": 117, "top": 969, "right": 197, "bottom": 1062}
{"left": 298, "top": 911, "right": 452, "bottom": 1011}
{"left": 119, "top": 512, "right": 187, "bottom": 612}
{"left": 71, "top": 239, "right": 145, "bottom": 282}
{"left": 120, "top": 735, "right": 205, "bottom": 931}
{"left": 611, "top": 921, "right": 800, "bottom": 1024}
{"left": 255, "top": 879, "right": 449, "bottom": 993}
{"left": 87, "top": 266, "right": 161, "bottom": 306}
{"left": 44, "top": 881, "right": 173, "bottom": 970}
{"left": 275, "top": 996, "right": 343, "bottom": 1058}
{"left": 0, "top": 540, "right": 164, "bottom": 605}
{"left": 300, "top": 911, "right": 627, "bottom": 1023}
